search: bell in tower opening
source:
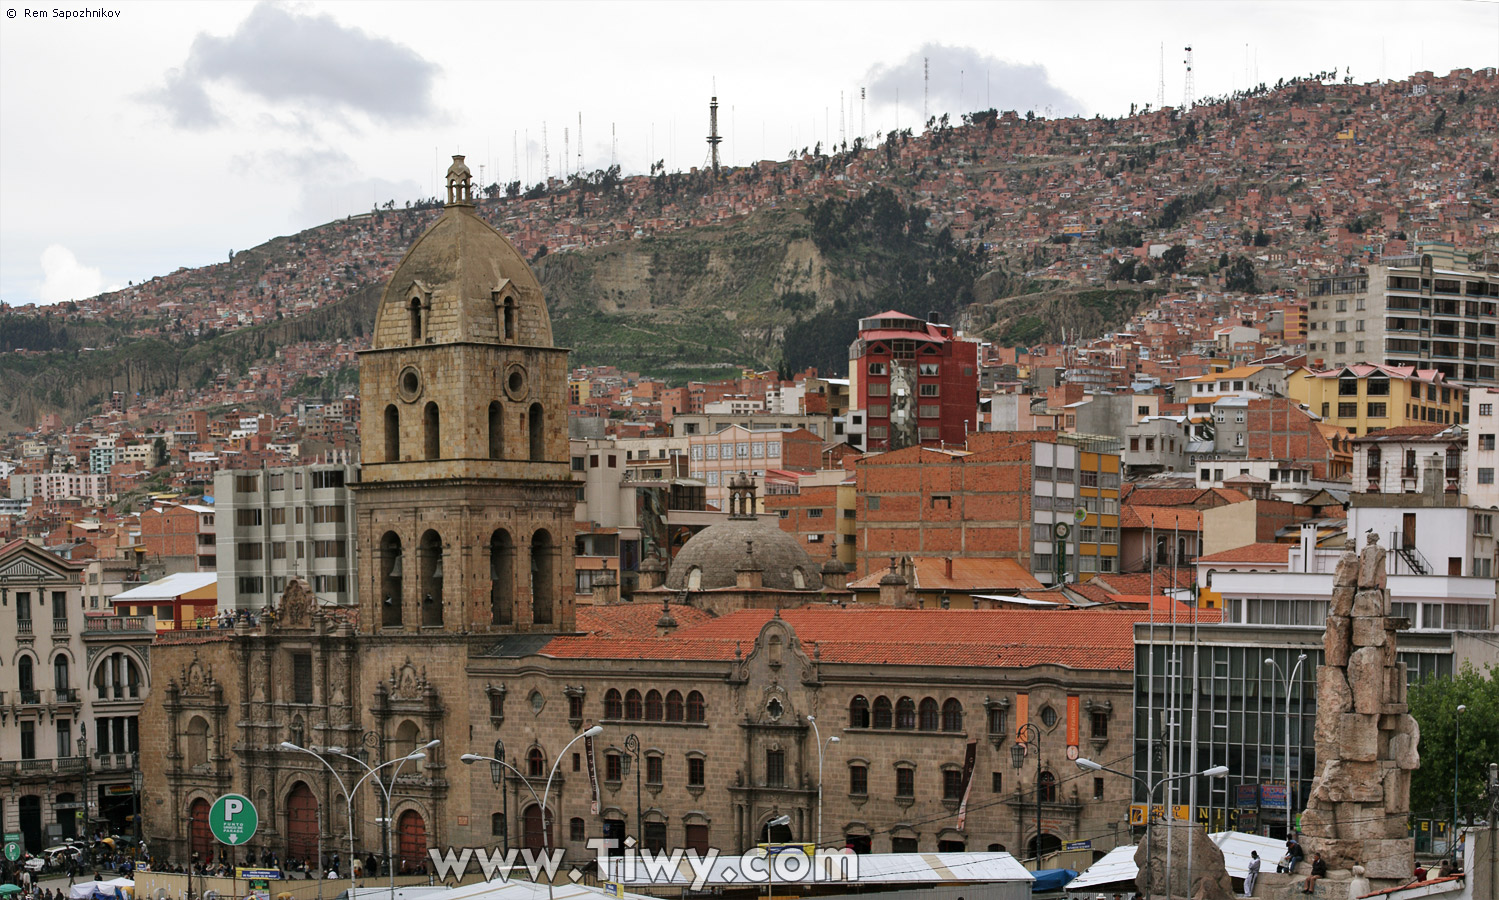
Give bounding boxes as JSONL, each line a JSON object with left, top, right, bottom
{"left": 353, "top": 153, "right": 576, "bottom": 635}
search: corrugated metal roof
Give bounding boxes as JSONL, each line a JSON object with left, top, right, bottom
{"left": 112, "top": 571, "right": 217, "bottom": 601}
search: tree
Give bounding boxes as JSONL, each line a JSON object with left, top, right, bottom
{"left": 1432, "top": 108, "right": 1446, "bottom": 134}
{"left": 1224, "top": 256, "right": 1258, "bottom": 292}
{"left": 1253, "top": 227, "right": 1270, "bottom": 247}
{"left": 152, "top": 437, "right": 168, "bottom": 469}
{"left": 1408, "top": 662, "right": 1499, "bottom": 826}
{"left": 1162, "top": 244, "right": 1188, "bottom": 274}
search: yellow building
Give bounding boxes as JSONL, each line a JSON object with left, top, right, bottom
{"left": 1288, "top": 364, "right": 1465, "bottom": 436}
{"left": 569, "top": 378, "right": 591, "bottom": 405}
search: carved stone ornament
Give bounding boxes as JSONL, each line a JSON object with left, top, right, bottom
{"left": 279, "top": 577, "right": 315, "bottom": 628}
{"left": 182, "top": 651, "right": 212, "bottom": 696}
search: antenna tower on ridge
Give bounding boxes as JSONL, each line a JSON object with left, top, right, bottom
{"left": 1157, "top": 43, "right": 1165, "bottom": 109}
{"left": 543, "top": 122, "right": 550, "bottom": 183}
{"left": 923, "top": 57, "right": 929, "bottom": 125}
{"left": 563, "top": 127, "right": 570, "bottom": 179}
{"left": 1183, "top": 45, "right": 1195, "bottom": 110}
{"left": 839, "top": 91, "right": 846, "bottom": 147}
{"left": 512, "top": 131, "right": 519, "bottom": 185}
{"left": 611, "top": 123, "right": 617, "bottom": 168}
{"left": 860, "top": 87, "right": 866, "bottom": 139}
{"left": 707, "top": 94, "right": 723, "bottom": 176}
{"left": 578, "top": 112, "right": 584, "bottom": 174}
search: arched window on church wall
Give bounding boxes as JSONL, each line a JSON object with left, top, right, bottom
{"left": 384, "top": 405, "right": 400, "bottom": 462}
{"left": 490, "top": 529, "right": 514, "bottom": 626}
{"left": 424, "top": 402, "right": 440, "bottom": 460}
{"left": 528, "top": 403, "right": 545, "bottom": 461}
{"left": 488, "top": 402, "right": 504, "bottom": 459}
{"left": 531, "top": 529, "right": 555, "bottom": 625}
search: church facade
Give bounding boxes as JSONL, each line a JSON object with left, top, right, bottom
{"left": 139, "top": 159, "right": 1139, "bottom": 872}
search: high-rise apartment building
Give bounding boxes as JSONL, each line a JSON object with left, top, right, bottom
{"left": 213, "top": 457, "right": 358, "bottom": 610}
{"left": 1307, "top": 242, "right": 1499, "bottom": 391}
{"left": 846, "top": 310, "right": 979, "bottom": 452}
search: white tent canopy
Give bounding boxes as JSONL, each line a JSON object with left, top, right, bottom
{"left": 1066, "top": 832, "right": 1287, "bottom": 893}
{"left": 69, "top": 879, "right": 134, "bottom": 900}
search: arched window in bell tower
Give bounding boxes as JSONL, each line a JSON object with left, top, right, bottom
{"left": 384, "top": 405, "right": 400, "bottom": 462}
{"left": 488, "top": 402, "right": 504, "bottom": 459}
{"left": 528, "top": 403, "right": 545, "bottom": 461}
{"left": 420, "top": 530, "right": 444, "bottom": 627}
{"left": 380, "top": 532, "right": 404, "bottom": 627}
{"left": 531, "top": 529, "right": 555, "bottom": 625}
{"left": 490, "top": 529, "right": 514, "bottom": 626}
{"left": 504, "top": 297, "right": 517, "bottom": 341}
{"left": 424, "top": 402, "right": 440, "bottom": 460}
{"left": 409, "top": 298, "right": 423, "bottom": 343}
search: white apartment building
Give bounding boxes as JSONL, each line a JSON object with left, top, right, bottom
{"left": 1471, "top": 388, "right": 1498, "bottom": 508}
{"left": 0, "top": 540, "right": 153, "bottom": 853}
{"left": 213, "top": 457, "right": 359, "bottom": 610}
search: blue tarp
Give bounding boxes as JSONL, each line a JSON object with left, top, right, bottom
{"left": 1031, "top": 869, "right": 1079, "bottom": 892}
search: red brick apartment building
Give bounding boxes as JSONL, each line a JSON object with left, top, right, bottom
{"left": 847, "top": 310, "right": 979, "bottom": 451}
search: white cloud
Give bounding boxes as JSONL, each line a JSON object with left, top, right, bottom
{"left": 39, "top": 245, "right": 109, "bottom": 305}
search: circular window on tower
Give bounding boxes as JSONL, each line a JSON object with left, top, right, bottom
{"left": 504, "top": 364, "right": 528, "bottom": 402}
{"left": 398, "top": 366, "right": 422, "bottom": 402}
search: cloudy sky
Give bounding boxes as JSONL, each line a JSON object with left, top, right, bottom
{"left": 1, "top": 0, "right": 1495, "bottom": 307}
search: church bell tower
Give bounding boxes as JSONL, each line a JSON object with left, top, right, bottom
{"left": 354, "top": 155, "right": 575, "bottom": 635}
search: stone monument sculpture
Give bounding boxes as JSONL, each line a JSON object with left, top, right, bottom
{"left": 1300, "top": 533, "right": 1419, "bottom": 880}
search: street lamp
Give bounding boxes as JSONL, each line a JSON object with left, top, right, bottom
{"left": 485, "top": 740, "right": 508, "bottom": 856}
{"left": 623, "top": 734, "right": 642, "bottom": 849}
{"left": 78, "top": 722, "right": 90, "bottom": 845}
{"left": 462, "top": 724, "right": 602, "bottom": 900}
{"left": 132, "top": 752, "right": 144, "bottom": 856}
{"left": 1077, "top": 757, "right": 1228, "bottom": 897}
{"left": 1454, "top": 703, "right": 1467, "bottom": 860}
{"left": 1010, "top": 723, "right": 1043, "bottom": 864}
{"left": 765, "top": 814, "right": 791, "bottom": 900}
{"left": 280, "top": 739, "right": 434, "bottom": 900}
{"left": 1265, "top": 653, "right": 1308, "bottom": 831}
{"left": 805, "top": 716, "right": 839, "bottom": 850}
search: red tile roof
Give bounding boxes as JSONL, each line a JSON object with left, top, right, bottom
{"left": 846, "top": 557, "right": 1043, "bottom": 592}
{"left": 1195, "top": 543, "right": 1292, "bottom": 564}
{"left": 1092, "top": 570, "right": 1196, "bottom": 594}
{"left": 543, "top": 606, "right": 1181, "bottom": 670}
{"left": 1121, "top": 506, "right": 1203, "bottom": 529}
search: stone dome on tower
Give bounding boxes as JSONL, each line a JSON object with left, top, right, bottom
{"left": 665, "top": 473, "right": 823, "bottom": 592}
{"left": 370, "top": 155, "right": 553, "bottom": 350}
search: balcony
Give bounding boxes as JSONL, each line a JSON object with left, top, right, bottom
{"left": 56, "top": 688, "right": 80, "bottom": 704}
{"left": 83, "top": 615, "right": 153, "bottom": 636}
{"left": 52, "top": 618, "right": 70, "bottom": 634}
{"left": 17, "top": 618, "right": 33, "bottom": 636}
{"left": 19, "top": 689, "right": 42, "bottom": 705}
{"left": 94, "top": 752, "right": 136, "bottom": 773}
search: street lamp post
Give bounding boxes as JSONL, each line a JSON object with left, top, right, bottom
{"left": 77, "top": 723, "right": 90, "bottom": 846}
{"left": 765, "top": 814, "right": 791, "bottom": 900}
{"left": 1454, "top": 703, "right": 1467, "bottom": 860}
{"left": 132, "top": 752, "right": 144, "bottom": 858}
{"left": 623, "top": 734, "right": 642, "bottom": 849}
{"left": 1265, "top": 653, "right": 1308, "bottom": 833}
{"left": 486, "top": 740, "right": 508, "bottom": 856}
{"left": 1076, "top": 757, "right": 1228, "bottom": 897}
{"left": 462, "top": 724, "right": 602, "bottom": 900}
{"left": 805, "top": 716, "right": 839, "bottom": 850}
{"left": 279, "top": 739, "right": 435, "bottom": 900}
{"left": 1011, "top": 723, "right": 1043, "bottom": 865}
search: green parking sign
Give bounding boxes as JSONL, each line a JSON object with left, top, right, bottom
{"left": 3, "top": 841, "right": 20, "bottom": 862}
{"left": 208, "top": 793, "right": 258, "bottom": 846}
